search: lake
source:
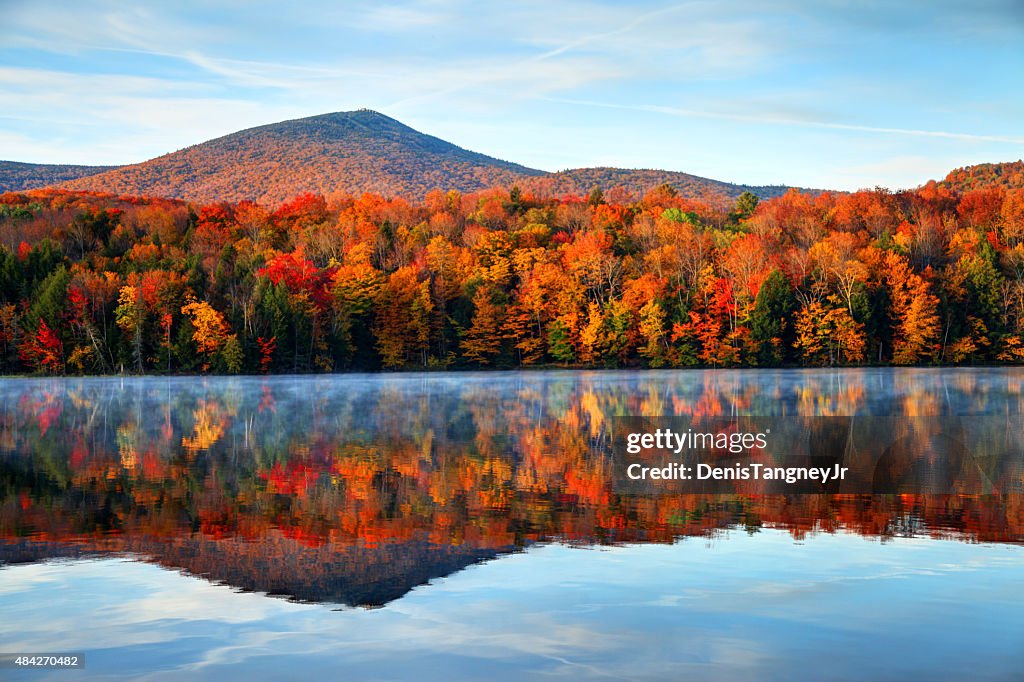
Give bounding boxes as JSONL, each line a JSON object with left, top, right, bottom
{"left": 1, "top": 368, "right": 1022, "bottom": 680}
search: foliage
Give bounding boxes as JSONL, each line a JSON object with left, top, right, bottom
{"left": 2, "top": 178, "right": 1024, "bottom": 374}
{"left": 0, "top": 161, "right": 115, "bottom": 193}
{"left": 18, "top": 318, "right": 63, "bottom": 373}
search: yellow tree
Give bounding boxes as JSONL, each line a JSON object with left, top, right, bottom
{"left": 462, "top": 286, "right": 504, "bottom": 365}
{"left": 885, "top": 253, "right": 940, "bottom": 364}
{"left": 503, "top": 255, "right": 570, "bottom": 365}
{"left": 181, "top": 297, "right": 233, "bottom": 372}
{"left": 331, "top": 259, "right": 383, "bottom": 357}
{"left": 794, "top": 301, "right": 866, "bottom": 366}
{"left": 808, "top": 231, "right": 869, "bottom": 315}
{"left": 578, "top": 302, "right": 608, "bottom": 365}
{"left": 373, "top": 266, "right": 433, "bottom": 368}
{"left": 637, "top": 300, "right": 668, "bottom": 367}
{"left": 115, "top": 284, "right": 144, "bottom": 372}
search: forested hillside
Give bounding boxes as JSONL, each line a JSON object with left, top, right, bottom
{"left": 529, "top": 167, "right": 796, "bottom": 202}
{"left": 941, "top": 160, "right": 1024, "bottom": 192}
{"left": 2, "top": 178, "right": 1024, "bottom": 375}
{"left": 0, "top": 161, "right": 117, "bottom": 193}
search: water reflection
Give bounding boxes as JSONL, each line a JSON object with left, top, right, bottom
{"left": 1, "top": 368, "right": 1022, "bottom": 606}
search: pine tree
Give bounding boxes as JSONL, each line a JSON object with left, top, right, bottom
{"left": 750, "top": 270, "right": 796, "bottom": 365}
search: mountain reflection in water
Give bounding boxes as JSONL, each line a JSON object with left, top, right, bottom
{"left": 1, "top": 369, "right": 1022, "bottom": 607}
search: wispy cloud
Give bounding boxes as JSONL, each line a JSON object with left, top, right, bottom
{"left": 545, "top": 97, "right": 1024, "bottom": 146}
{"left": 533, "top": 2, "right": 695, "bottom": 61}
{"left": 354, "top": 1, "right": 456, "bottom": 30}
{"left": 0, "top": 66, "right": 305, "bottom": 163}
{"left": 0, "top": 0, "right": 1020, "bottom": 187}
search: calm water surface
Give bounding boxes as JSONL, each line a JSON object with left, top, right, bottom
{"left": 1, "top": 368, "right": 1022, "bottom": 680}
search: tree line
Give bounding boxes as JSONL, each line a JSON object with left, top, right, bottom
{"left": 1, "top": 179, "right": 1024, "bottom": 374}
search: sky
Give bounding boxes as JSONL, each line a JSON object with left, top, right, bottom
{"left": 0, "top": 0, "right": 1022, "bottom": 191}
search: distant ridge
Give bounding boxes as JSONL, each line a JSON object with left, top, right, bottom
{"left": 529, "top": 166, "right": 797, "bottom": 201}
{"left": 0, "top": 160, "right": 117, "bottom": 193}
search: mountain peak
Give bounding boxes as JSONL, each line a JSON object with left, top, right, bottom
{"left": 300, "top": 108, "right": 403, "bottom": 126}
{"left": 234, "top": 108, "right": 417, "bottom": 141}
{"left": 351, "top": 107, "right": 391, "bottom": 118}
{"left": 59, "top": 110, "right": 544, "bottom": 204}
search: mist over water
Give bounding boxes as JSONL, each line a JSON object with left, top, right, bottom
{"left": 1, "top": 368, "right": 1022, "bottom": 679}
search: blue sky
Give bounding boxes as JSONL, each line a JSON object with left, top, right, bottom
{"left": 0, "top": 0, "right": 1022, "bottom": 190}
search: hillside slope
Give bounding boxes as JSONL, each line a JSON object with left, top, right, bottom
{"left": 939, "top": 160, "right": 1024, "bottom": 192}
{"left": 0, "top": 161, "right": 117, "bottom": 193}
{"left": 525, "top": 166, "right": 796, "bottom": 201}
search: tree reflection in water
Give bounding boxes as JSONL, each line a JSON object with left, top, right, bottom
{"left": 1, "top": 369, "right": 1021, "bottom": 606}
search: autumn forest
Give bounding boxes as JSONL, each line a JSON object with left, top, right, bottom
{"left": 2, "top": 178, "right": 1024, "bottom": 375}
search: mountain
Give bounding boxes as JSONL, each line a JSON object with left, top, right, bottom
{"left": 18, "top": 113, "right": 1016, "bottom": 207}
{"left": 527, "top": 167, "right": 796, "bottom": 201}
{"left": 0, "top": 536, "right": 509, "bottom": 608}
{"left": 61, "top": 110, "right": 546, "bottom": 204}
{"left": 46, "top": 110, "right": 806, "bottom": 205}
{"left": 0, "top": 161, "right": 118, "bottom": 193}
{"left": 939, "top": 160, "right": 1024, "bottom": 192}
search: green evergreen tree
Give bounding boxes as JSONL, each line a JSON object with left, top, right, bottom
{"left": 547, "top": 320, "right": 575, "bottom": 364}
{"left": 750, "top": 270, "right": 796, "bottom": 365}
{"left": 734, "top": 191, "right": 759, "bottom": 219}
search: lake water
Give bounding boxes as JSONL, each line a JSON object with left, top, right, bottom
{"left": 1, "top": 369, "right": 1022, "bottom": 680}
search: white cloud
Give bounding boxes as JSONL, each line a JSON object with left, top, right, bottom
{"left": 545, "top": 97, "right": 1024, "bottom": 145}
{"left": 0, "top": 0, "right": 1021, "bottom": 187}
